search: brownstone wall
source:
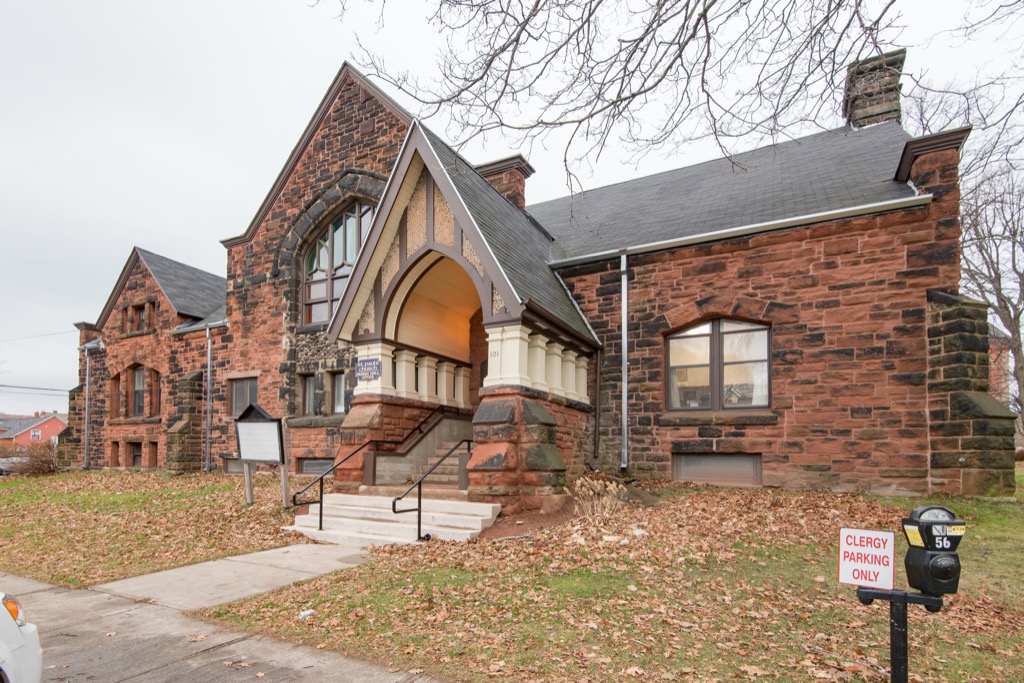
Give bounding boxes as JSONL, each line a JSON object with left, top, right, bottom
{"left": 468, "top": 386, "right": 592, "bottom": 511}
{"left": 560, "top": 149, "right": 965, "bottom": 494}
{"left": 926, "top": 292, "right": 1017, "bottom": 495}
{"left": 222, "top": 71, "right": 409, "bottom": 466}
{"left": 61, "top": 260, "right": 231, "bottom": 471}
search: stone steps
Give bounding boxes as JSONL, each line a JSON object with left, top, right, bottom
{"left": 286, "top": 493, "right": 501, "bottom": 547}
{"left": 416, "top": 440, "right": 470, "bottom": 489}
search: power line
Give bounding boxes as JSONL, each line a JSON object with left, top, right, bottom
{"left": 0, "top": 330, "right": 77, "bottom": 343}
{"left": 0, "top": 384, "right": 71, "bottom": 394}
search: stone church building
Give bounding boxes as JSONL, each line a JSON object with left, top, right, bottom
{"left": 62, "top": 52, "right": 1017, "bottom": 503}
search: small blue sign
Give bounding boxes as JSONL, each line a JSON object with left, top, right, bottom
{"left": 356, "top": 358, "right": 382, "bottom": 382}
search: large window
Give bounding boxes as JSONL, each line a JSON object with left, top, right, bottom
{"left": 110, "top": 374, "right": 122, "bottom": 417}
{"left": 303, "top": 201, "right": 374, "bottom": 324}
{"left": 331, "top": 372, "right": 350, "bottom": 415}
{"left": 301, "top": 374, "right": 323, "bottom": 416}
{"left": 667, "top": 319, "right": 769, "bottom": 411}
{"left": 131, "top": 366, "right": 146, "bottom": 416}
{"left": 230, "top": 377, "right": 258, "bottom": 416}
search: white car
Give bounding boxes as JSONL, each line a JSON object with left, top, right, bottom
{"left": 0, "top": 592, "right": 41, "bottom": 683}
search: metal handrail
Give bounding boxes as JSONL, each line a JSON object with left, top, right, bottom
{"left": 404, "top": 404, "right": 463, "bottom": 443}
{"left": 292, "top": 440, "right": 377, "bottom": 531}
{"left": 391, "top": 438, "right": 473, "bottom": 541}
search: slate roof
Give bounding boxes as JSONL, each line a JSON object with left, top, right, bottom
{"left": 420, "top": 125, "right": 596, "bottom": 344}
{"left": 136, "top": 248, "right": 226, "bottom": 321}
{"left": 0, "top": 415, "right": 58, "bottom": 439}
{"left": 528, "top": 122, "right": 915, "bottom": 262}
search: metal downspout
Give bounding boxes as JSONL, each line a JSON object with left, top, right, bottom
{"left": 620, "top": 253, "right": 629, "bottom": 472}
{"left": 83, "top": 350, "right": 91, "bottom": 469}
{"left": 592, "top": 348, "right": 602, "bottom": 467}
{"left": 204, "top": 327, "right": 212, "bottom": 472}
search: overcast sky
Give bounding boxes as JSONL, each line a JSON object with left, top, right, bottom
{"left": 0, "top": 1, "right": 1014, "bottom": 416}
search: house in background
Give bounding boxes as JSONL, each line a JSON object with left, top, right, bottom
{"left": 0, "top": 412, "right": 67, "bottom": 448}
{"left": 61, "top": 51, "right": 1017, "bottom": 500}
{"left": 987, "top": 327, "right": 1013, "bottom": 408}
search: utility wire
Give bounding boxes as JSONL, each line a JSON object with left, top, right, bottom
{"left": 0, "top": 384, "right": 71, "bottom": 394}
{"left": 0, "top": 330, "right": 76, "bottom": 343}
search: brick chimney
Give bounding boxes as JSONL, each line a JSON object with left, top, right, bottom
{"left": 475, "top": 155, "right": 535, "bottom": 210}
{"left": 843, "top": 49, "right": 906, "bottom": 127}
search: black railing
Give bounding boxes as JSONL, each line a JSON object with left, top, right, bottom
{"left": 391, "top": 439, "right": 472, "bottom": 541}
{"left": 405, "top": 405, "right": 463, "bottom": 443}
{"left": 292, "top": 440, "right": 378, "bottom": 531}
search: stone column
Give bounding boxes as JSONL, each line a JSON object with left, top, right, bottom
{"left": 437, "top": 361, "right": 456, "bottom": 406}
{"left": 454, "top": 366, "right": 471, "bottom": 408}
{"left": 417, "top": 356, "right": 438, "bottom": 403}
{"left": 575, "top": 355, "right": 590, "bottom": 405}
{"left": 545, "top": 342, "right": 565, "bottom": 398}
{"left": 483, "top": 325, "right": 532, "bottom": 388}
{"left": 561, "top": 349, "right": 579, "bottom": 401}
{"left": 528, "top": 334, "right": 549, "bottom": 392}
{"left": 354, "top": 342, "right": 395, "bottom": 396}
{"left": 394, "top": 349, "right": 418, "bottom": 400}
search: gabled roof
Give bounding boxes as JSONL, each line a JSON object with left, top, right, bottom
{"left": 529, "top": 122, "right": 918, "bottom": 262}
{"left": 95, "top": 248, "right": 225, "bottom": 329}
{"left": 328, "top": 120, "right": 596, "bottom": 346}
{"left": 221, "top": 62, "right": 414, "bottom": 248}
{"left": 0, "top": 414, "right": 63, "bottom": 439}
{"left": 419, "top": 126, "right": 596, "bottom": 344}
{"left": 137, "top": 249, "right": 225, "bottom": 320}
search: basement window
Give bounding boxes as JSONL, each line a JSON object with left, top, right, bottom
{"left": 299, "top": 458, "right": 334, "bottom": 475}
{"left": 672, "top": 454, "right": 763, "bottom": 487}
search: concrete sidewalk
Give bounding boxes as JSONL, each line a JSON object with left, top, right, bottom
{"left": 2, "top": 544, "right": 441, "bottom": 682}
{"left": 92, "top": 544, "right": 370, "bottom": 611}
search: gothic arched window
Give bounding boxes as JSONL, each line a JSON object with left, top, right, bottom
{"left": 303, "top": 201, "right": 374, "bottom": 324}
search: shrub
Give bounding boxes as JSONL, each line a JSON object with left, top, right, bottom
{"left": 0, "top": 441, "right": 58, "bottom": 476}
{"left": 572, "top": 476, "right": 627, "bottom": 523}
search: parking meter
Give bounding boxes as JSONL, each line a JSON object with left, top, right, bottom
{"left": 902, "top": 505, "right": 965, "bottom": 600}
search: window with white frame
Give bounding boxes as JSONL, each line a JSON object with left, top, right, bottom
{"left": 666, "top": 319, "right": 770, "bottom": 411}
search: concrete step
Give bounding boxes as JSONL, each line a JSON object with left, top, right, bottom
{"left": 301, "top": 502, "right": 493, "bottom": 531}
{"left": 286, "top": 494, "right": 501, "bottom": 547}
{"left": 282, "top": 525, "right": 419, "bottom": 547}
{"left": 291, "top": 514, "right": 479, "bottom": 542}
{"left": 322, "top": 494, "right": 500, "bottom": 519}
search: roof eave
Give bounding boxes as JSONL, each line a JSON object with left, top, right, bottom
{"left": 168, "top": 319, "right": 229, "bottom": 336}
{"left": 894, "top": 127, "right": 972, "bottom": 182}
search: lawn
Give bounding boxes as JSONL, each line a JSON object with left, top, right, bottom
{"left": 0, "top": 470, "right": 309, "bottom": 586}
{"left": 200, "top": 481, "right": 1024, "bottom": 682}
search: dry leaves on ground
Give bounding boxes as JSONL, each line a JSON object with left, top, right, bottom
{"left": 0, "top": 470, "right": 309, "bottom": 586}
{"left": 204, "top": 486, "right": 1024, "bottom": 682}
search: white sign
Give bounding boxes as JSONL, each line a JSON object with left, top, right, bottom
{"left": 237, "top": 422, "right": 283, "bottom": 463}
{"left": 838, "top": 528, "right": 895, "bottom": 590}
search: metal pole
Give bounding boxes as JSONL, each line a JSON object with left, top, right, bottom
{"left": 243, "top": 461, "right": 254, "bottom": 505}
{"left": 318, "top": 477, "right": 325, "bottom": 531}
{"left": 83, "top": 350, "right": 91, "bottom": 469}
{"left": 619, "top": 253, "right": 629, "bottom": 471}
{"left": 204, "top": 327, "right": 212, "bottom": 472}
{"left": 417, "top": 483, "right": 423, "bottom": 541}
{"left": 890, "top": 594, "right": 909, "bottom": 683}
